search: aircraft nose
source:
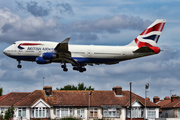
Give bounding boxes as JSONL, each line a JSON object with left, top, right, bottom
{"left": 3, "top": 49, "right": 8, "bottom": 56}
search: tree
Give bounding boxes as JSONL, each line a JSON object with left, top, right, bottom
{"left": 57, "top": 83, "right": 94, "bottom": 90}
{"left": 0, "top": 87, "right": 3, "bottom": 96}
{"left": 4, "top": 105, "right": 15, "bottom": 120}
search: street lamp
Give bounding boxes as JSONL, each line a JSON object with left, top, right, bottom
{"left": 43, "top": 77, "right": 45, "bottom": 87}
{"left": 145, "top": 83, "right": 149, "bottom": 120}
{"left": 129, "top": 82, "right": 132, "bottom": 120}
{"left": 89, "top": 91, "right": 92, "bottom": 120}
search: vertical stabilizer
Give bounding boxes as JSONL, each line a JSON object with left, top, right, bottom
{"left": 128, "top": 19, "right": 166, "bottom": 47}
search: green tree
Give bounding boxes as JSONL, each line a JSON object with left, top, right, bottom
{"left": 57, "top": 83, "right": 94, "bottom": 90}
{"left": 4, "top": 105, "right": 15, "bottom": 120}
{"left": 0, "top": 87, "right": 3, "bottom": 96}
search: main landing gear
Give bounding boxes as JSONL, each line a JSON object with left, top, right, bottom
{"left": 61, "top": 63, "right": 86, "bottom": 72}
{"left": 17, "top": 60, "right": 22, "bottom": 68}
{"left": 73, "top": 66, "right": 86, "bottom": 73}
{"left": 61, "top": 63, "right": 68, "bottom": 72}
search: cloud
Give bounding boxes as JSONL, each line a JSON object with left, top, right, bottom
{"left": 0, "top": 6, "right": 152, "bottom": 43}
{"left": 71, "top": 33, "right": 99, "bottom": 41}
{"left": 26, "top": 1, "right": 51, "bottom": 17}
{"left": 69, "top": 15, "right": 151, "bottom": 33}
{"left": 56, "top": 3, "right": 73, "bottom": 15}
{"left": 15, "top": 1, "right": 73, "bottom": 17}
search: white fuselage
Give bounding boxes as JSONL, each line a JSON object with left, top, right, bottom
{"left": 3, "top": 41, "right": 155, "bottom": 65}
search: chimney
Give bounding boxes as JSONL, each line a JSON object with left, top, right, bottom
{"left": 146, "top": 97, "right": 150, "bottom": 101}
{"left": 153, "top": 96, "right": 160, "bottom": 103}
{"left": 164, "top": 96, "right": 170, "bottom": 100}
{"left": 43, "top": 86, "right": 52, "bottom": 96}
{"left": 171, "top": 95, "right": 178, "bottom": 102}
{"left": 112, "top": 86, "right": 122, "bottom": 95}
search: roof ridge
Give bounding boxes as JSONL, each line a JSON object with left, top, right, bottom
{"left": 14, "top": 90, "right": 37, "bottom": 105}
{"left": 0, "top": 93, "right": 12, "bottom": 101}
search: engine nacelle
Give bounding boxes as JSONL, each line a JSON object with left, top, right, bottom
{"left": 36, "top": 57, "right": 51, "bottom": 64}
{"left": 42, "top": 52, "right": 58, "bottom": 60}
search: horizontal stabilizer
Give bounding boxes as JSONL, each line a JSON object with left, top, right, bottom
{"left": 133, "top": 46, "right": 154, "bottom": 53}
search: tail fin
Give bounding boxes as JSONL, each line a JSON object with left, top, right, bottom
{"left": 128, "top": 19, "right": 166, "bottom": 47}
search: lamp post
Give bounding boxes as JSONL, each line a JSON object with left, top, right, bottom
{"left": 145, "top": 83, "right": 149, "bottom": 120}
{"left": 129, "top": 82, "right": 132, "bottom": 120}
{"left": 89, "top": 91, "right": 92, "bottom": 120}
{"left": 43, "top": 77, "right": 45, "bottom": 87}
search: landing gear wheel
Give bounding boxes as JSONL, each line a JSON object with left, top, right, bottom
{"left": 17, "top": 65, "right": 22, "bottom": 68}
{"left": 63, "top": 68, "right": 68, "bottom": 72}
{"left": 17, "top": 60, "right": 22, "bottom": 68}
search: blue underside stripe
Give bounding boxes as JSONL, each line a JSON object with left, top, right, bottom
{"left": 8, "top": 55, "right": 122, "bottom": 63}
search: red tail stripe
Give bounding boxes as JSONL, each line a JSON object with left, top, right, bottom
{"left": 135, "top": 38, "right": 153, "bottom": 48}
{"left": 19, "top": 43, "right": 42, "bottom": 46}
{"left": 140, "top": 22, "right": 165, "bottom": 35}
{"left": 135, "top": 38, "right": 160, "bottom": 54}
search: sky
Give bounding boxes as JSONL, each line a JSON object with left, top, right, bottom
{"left": 0, "top": 0, "right": 180, "bottom": 101}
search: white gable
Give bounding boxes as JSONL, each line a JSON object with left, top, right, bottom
{"left": 132, "top": 101, "right": 141, "bottom": 107}
{"left": 31, "top": 99, "right": 50, "bottom": 108}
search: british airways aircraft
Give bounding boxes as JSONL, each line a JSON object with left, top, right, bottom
{"left": 3, "top": 19, "right": 166, "bottom": 72}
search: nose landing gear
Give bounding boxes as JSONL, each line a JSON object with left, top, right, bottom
{"left": 17, "top": 60, "right": 22, "bottom": 68}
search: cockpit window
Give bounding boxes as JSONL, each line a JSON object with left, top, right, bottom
{"left": 13, "top": 43, "right": 16, "bottom": 44}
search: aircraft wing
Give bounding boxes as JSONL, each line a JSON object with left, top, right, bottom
{"left": 54, "top": 37, "right": 79, "bottom": 66}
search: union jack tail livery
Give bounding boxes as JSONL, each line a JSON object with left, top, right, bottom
{"left": 129, "top": 19, "right": 166, "bottom": 54}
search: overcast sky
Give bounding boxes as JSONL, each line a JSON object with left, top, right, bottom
{"left": 0, "top": 0, "right": 180, "bottom": 101}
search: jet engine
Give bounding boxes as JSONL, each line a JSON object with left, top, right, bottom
{"left": 42, "top": 53, "right": 58, "bottom": 60}
{"left": 36, "top": 57, "right": 51, "bottom": 64}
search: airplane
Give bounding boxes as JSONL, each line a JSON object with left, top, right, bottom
{"left": 3, "top": 19, "right": 166, "bottom": 72}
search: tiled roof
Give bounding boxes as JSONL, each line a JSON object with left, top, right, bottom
{"left": 121, "top": 91, "right": 159, "bottom": 107}
{"left": 156, "top": 99, "right": 171, "bottom": 112}
{"left": 162, "top": 99, "right": 180, "bottom": 109}
{"left": 15, "top": 90, "right": 48, "bottom": 106}
{"left": 0, "top": 92, "right": 30, "bottom": 106}
{"left": 12, "top": 89, "right": 159, "bottom": 107}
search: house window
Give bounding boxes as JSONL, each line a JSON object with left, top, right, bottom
{"left": 127, "top": 107, "right": 143, "bottom": 118}
{"left": 148, "top": 108, "right": 156, "bottom": 118}
{"left": 103, "top": 108, "right": 120, "bottom": 118}
{"left": 77, "top": 108, "right": 85, "bottom": 118}
{"left": 31, "top": 108, "right": 49, "bottom": 118}
{"left": 18, "top": 108, "right": 26, "bottom": 117}
{"left": 90, "top": 107, "right": 98, "bottom": 117}
{"left": 56, "top": 108, "right": 73, "bottom": 118}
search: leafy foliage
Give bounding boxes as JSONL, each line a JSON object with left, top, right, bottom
{"left": 0, "top": 88, "right": 3, "bottom": 96}
{"left": 56, "top": 83, "right": 94, "bottom": 90}
{"left": 4, "top": 105, "right": 15, "bottom": 120}
{"left": 52, "top": 117, "right": 82, "bottom": 120}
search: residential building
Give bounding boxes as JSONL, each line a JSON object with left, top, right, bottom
{"left": 153, "top": 96, "right": 171, "bottom": 117}
{"left": 160, "top": 95, "right": 180, "bottom": 118}
{"left": 0, "top": 86, "right": 159, "bottom": 120}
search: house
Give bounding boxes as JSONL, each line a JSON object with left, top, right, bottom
{"left": 153, "top": 96, "right": 171, "bottom": 117}
{"left": 160, "top": 95, "right": 180, "bottom": 118}
{"left": 0, "top": 86, "right": 159, "bottom": 120}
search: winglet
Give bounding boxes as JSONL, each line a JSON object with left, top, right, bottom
{"left": 62, "top": 37, "right": 71, "bottom": 43}
{"left": 54, "top": 37, "right": 71, "bottom": 52}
